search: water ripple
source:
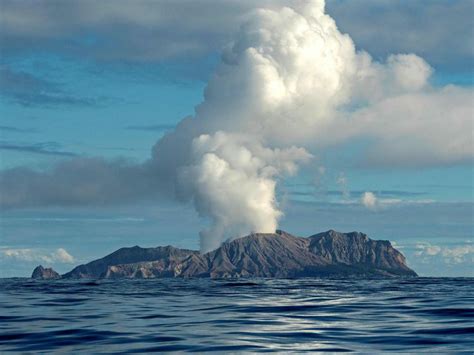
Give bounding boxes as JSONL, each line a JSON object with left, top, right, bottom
{"left": 0, "top": 277, "right": 473, "bottom": 352}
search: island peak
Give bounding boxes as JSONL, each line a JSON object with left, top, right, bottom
{"left": 31, "top": 265, "right": 61, "bottom": 280}
{"left": 33, "top": 230, "right": 417, "bottom": 279}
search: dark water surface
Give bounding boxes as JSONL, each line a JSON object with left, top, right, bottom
{"left": 1, "top": 278, "right": 473, "bottom": 353}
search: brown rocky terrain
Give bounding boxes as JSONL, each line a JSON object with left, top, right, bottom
{"left": 32, "top": 230, "right": 417, "bottom": 279}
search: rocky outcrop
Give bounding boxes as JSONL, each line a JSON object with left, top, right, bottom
{"left": 63, "top": 245, "right": 197, "bottom": 279}
{"left": 307, "top": 230, "right": 415, "bottom": 276}
{"left": 31, "top": 265, "right": 61, "bottom": 280}
{"left": 55, "top": 230, "right": 416, "bottom": 279}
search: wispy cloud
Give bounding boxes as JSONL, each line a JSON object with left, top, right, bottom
{"left": 1, "top": 247, "right": 75, "bottom": 264}
{"left": 286, "top": 189, "right": 433, "bottom": 209}
{"left": 0, "top": 141, "right": 78, "bottom": 157}
{"left": 0, "top": 66, "right": 107, "bottom": 108}
{"left": 289, "top": 189, "right": 427, "bottom": 198}
{"left": 125, "top": 124, "right": 176, "bottom": 132}
{"left": 7, "top": 217, "right": 145, "bottom": 223}
{"left": 0, "top": 125, "right": 37, "bottom": 133}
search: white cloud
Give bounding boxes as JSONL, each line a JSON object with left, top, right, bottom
{"left": 415, "top": 242, "right": 474, "bottom": 264}
{"left": 441, "top": 245, "right": 474, "bottom": 264}
{"left": 361, "top": 192, "right": 377, "bottom": 210}
{"left": 53, "top": 248, "right": 75, "bottom": 263}
{"left": 148, "top": 0, "right": 472, "bottom": 168}
{"left": 1, "top": 247, "right": 75, "bottom": 264}
{"left": 415, "top": 243, "right": 442, "bottom": 256}
{"left": 387, "top": 54, "right": 432, "bottom": 92}
{"left": 350, "top": 86, "right": 473, "bottom": 167}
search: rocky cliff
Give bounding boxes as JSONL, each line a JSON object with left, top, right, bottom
{"left": 32, "top": 230, "right": 417, "bottom": 279}
{"left": 62, "top": 245, "right": 197, "bottom": 279}
{"left": 31, "top": 265, "right": 61, "bottom": 279}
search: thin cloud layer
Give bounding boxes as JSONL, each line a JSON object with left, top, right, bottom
{"left": 125, "top": 124, "right": 176, "bottom": 132}
{"left": 1, "top": 0, "right": 471, "bottom": 75}
{"left": 0, "top": 158, "right": 160, "bottom": 209}
{"left": 0, "top": 125, "right": 37, "bottom": 133}
{"left": 1, "top": 247, "right": 75, "bottom": 264}
{"left": 0, "top": 67, "right": 103, "bottom": 107}
{"left": 0, "top": 141, "right": 78, "bottom": 157}
{"left": 0, "top": 0, "right": 273, "bottom": 61}
{"left": 327, "top": 0, "right": 474, "bottom": 74}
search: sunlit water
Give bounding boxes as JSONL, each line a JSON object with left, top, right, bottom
{"left": 1, "top": 278, "right": 473, "bottom": 352}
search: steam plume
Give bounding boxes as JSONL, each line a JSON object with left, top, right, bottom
{"left": 150, "top": 0, "right": 472, "bottom": 251}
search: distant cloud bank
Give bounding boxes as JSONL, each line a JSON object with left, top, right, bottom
{"left": 1, "top": 247, "right": 75, "bottom": 264}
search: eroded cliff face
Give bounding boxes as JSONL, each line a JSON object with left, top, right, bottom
{"left": 307, "top": 230, "right": 414, "bottom": 276}
{"left": 63, "top": 245, "right": 197, "bottom": 279}
{"left": 47, "top": 230, "right": 416, "bottom": 279}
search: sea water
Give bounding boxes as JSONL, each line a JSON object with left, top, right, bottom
{"left": 1, "top": 277, "right": 473, "bottom": 352}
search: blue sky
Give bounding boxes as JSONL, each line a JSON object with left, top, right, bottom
{"left": 0, "top": 0, "right": 473, "bottom": 277}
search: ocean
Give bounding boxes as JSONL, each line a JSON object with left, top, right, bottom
{"left": 1, "top": 277, "right": 473, "bottom": 353}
